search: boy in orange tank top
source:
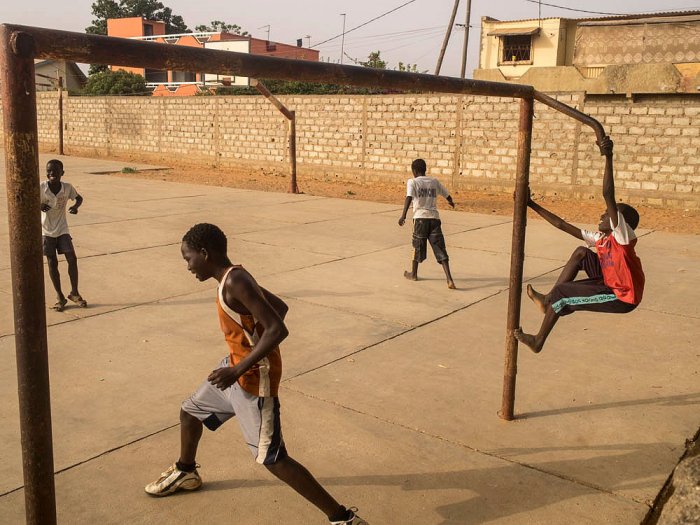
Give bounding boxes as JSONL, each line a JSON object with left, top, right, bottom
{"left": 144, "top": 223, "right": 366, "bottom": 525}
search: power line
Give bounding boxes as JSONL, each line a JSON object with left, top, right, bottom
{"left": 311, "top": 0, "right": 419, "bottom": 48}
{"left": 317, "top": 27, "right": 444, "bottom": 52}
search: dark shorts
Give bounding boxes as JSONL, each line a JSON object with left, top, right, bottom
{"left": 412, "top": 218, "right": 449, "bottom": 264}
{"left": 550, "top": 248, "right": 637, "bottom": 316}
{"left": 43, "top": 234, "right": 74, "bottom": 257}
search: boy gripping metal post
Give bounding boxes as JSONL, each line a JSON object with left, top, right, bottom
{"left": 514, "top": 137, "right": 645, "bottom": 353}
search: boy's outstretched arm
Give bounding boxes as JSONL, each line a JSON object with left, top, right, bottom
{"left": 527, "top": 194, "right": 583, "bottom": 240}
{"left": 398, "top": 196, "right": 412, "bottom": 226}
{"left": 599, "top": 136, "right": 618, "bottom": 228}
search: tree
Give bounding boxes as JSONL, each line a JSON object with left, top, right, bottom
{"left": 360, "top": 51, "right": 386, "bottom": 70}
{"left": 82, "top": 70, "right": 149, "bottom": 95}
{"left": 86, "top": 0, "right": 189, "bottom": 35}
{"left": 194, "top": 20, "right": 249, "bottom": 35}
{"left": 86, "top": 0, "right": 189, "bottom": 75}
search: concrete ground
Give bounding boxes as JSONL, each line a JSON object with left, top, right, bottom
{"left": 0, "top": 153, "right": 698, "bottom": 524}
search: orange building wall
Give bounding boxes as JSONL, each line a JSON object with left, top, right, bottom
{"left": 107, "top": 17, "right": 166, "bottom": 76}
{"left": 249, "top": 38, "right": 319, "bottom": 61}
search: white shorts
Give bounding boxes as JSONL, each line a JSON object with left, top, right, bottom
{"left": 181, "top": 356, "right": 287, "bottom": 465}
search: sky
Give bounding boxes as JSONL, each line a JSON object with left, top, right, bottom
{"left": 2, "top": 0, "right": 699, "bottom": 77}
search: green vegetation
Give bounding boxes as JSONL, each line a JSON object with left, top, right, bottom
{"left": 83, "top": 70, "right": 149, "bottom": 96}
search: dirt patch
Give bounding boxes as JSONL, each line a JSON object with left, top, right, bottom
{"left": 110, "top": 162, "right": 700, "bottom": 235}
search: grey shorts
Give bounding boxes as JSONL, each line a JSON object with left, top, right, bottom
{"left": 181, "top": 356, "right": 287, "bottom": 465}
{"left": 43, "top": 234, "right": 74, "bottom": 256}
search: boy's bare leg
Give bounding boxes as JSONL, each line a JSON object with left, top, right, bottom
{"left": 514, "top": 306, "right": 559, "bottom": 354}
{"left": 528, "top": 247, "right": 590, "bottom": 314}
{"left": 526, "top": 284, "right": 547, "bottom": 314}
{"left": 404, "top": 260, "right": 419, "bottom": 281}
{"left": 441, "top": 261, "right": 456, "bottom": 289}
{"left": 46, "top": 255, "right": 66, "bottom": 303}
{"left": 65, "top": 252, "right": 80, "bottom": 298}
{"left": 266, "top": 455, "right": 347, "bottom": 520}
{"left": 179, "top": 409, "right": 203, "bottom": 466}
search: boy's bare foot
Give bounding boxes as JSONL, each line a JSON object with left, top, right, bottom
{"left": 526, "top": 284, "right": 547, "bottom": 314}
{"left": 404, "top": 271, "right": 418, "bottom": 281}
{"left": 447, "top": 280, "right": 456, "bottom": 289}
{"left": 513, "top": 328, "right": 542, "bottom": 354}
{"left": 51, "top": 298, "right": 68, "bottom": 312}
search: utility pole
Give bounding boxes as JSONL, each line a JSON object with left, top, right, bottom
{"left": 340, "top": 14, "right": 347, "bottom": 65}
{"left": 435, "top": 0, "right": 460, "bottom": 75}
{"left": 460, "top": 0, "right": 472, "bottom": 78}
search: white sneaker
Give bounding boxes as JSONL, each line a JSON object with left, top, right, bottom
{"left": 144, "top": 463, "right": 202, "bottom": 496}
{"left": 330, "top": 508, "right": 368, "bottom": 525}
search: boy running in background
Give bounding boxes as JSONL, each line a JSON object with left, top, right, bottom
{"left": 145, "top": 223, "right": 367, "bottom": 525}
{"left": 515, "top": 137, "right": 644, "bottom": 353}
{"left": 40, "top": 159, "right": 87, "bottom": 312}
{"left": 398, "top": 158, "right": 456, "bottom": 289}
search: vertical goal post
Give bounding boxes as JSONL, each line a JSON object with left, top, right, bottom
{"left": 0, "top": 24, "right": 607, "bottom": 524}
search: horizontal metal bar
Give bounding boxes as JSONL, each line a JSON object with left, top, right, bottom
{"left": 533, "top": 90, "right": 607, "bottom": 149}
{"left": 2, "top": 24, "right": 535, "bottom": 99}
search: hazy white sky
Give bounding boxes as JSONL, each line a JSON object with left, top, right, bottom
{"left": 2, "top": 0, "right": 698, "bottom": 77}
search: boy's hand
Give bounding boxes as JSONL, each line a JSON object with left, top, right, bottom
{"left": 398, "top": 217, "right": 406, "bottom": 226}
{"left": 447, "top": 197, "right": 455, "bottom": 209}
{"left": 597, "top": 136, "right": 613, "bottom": 157}
{"left": 208, "top": 367, "right": 240, "bottom": 390}
{"left": 68, "top": 206, "right": 79, "bottom": 215}
{"left": 40, "top": 203, "right": 51, "bottom": 212}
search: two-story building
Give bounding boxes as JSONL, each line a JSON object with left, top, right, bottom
{"left": 474, "top": 11, "right": 700, "bottom": 94}
{"left": 107, "top": 17, "right": 319, "bottom": 96}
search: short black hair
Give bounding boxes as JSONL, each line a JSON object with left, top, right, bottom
{"left": 411, "top": 158, "right": 426, "bottom": 174}
{"left": 47, "top": 159, "right": 63, "bottom": 170}
{"left": 617, "top": 203, "right": 640, "bottom": 230}
{"left": 182, "top": 223, "right": 227, "bottom": 255}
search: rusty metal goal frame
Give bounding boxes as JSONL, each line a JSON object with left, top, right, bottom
{"left": 0, "top": 24, "right": 607, "bottom": 524}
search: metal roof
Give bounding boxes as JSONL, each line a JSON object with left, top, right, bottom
{"left": 482, "top": 10, "right": 700, "bottom": 25}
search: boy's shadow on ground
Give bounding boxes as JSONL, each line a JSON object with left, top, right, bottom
{"left": 200, "top": 441, "right": 670, "bottom": 523}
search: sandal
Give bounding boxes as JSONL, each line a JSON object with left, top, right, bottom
{"left": 67, "top": 294, "right": 88, "bottom": 308}
{"left": 51, "top": 299, "right": 68, "bottom": 312}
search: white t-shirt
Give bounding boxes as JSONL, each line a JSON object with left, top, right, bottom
{"left": 580, "top": 211, "right": 636, "bottom": 248}
{"left": 40, "top": 181, "right": 78, "bottom": 237}
{"left": 406, "top": 176, "right": 450, "bottom": 220}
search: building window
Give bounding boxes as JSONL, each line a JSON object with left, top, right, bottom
{"left": 500, "top": 35, "right": 532, "bottom": 64}
{"left": 143, "top": 23, "right": 154, "bottom": 36}
{"left": 145, "top": 69, "right": 168, "bottom": 83}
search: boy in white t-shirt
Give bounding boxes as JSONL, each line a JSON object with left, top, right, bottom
{"left": 40, "top": 159, "right": 87, "bottom": 312}
{"left": 398, "top": 159, "right": 456, "bottom": 289}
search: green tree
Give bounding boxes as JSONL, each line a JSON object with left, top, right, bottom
{"left": 86, "top": 0, "right": 189, "bottom": 75}
{"left": 194, "top": 20, "right": 248, "bottom": 35}
{"left": 82, "top": 70, "right": 149, "bottom": 95}
{"left": 86, "top": 0, "right": 188, "bottom": 35}
{"left": 360, "top": 51, "right": 386, "bottom": 69}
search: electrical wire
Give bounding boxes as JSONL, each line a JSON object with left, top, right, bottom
{"left": 311, "top": 0, "right": 419, "bottom": 48}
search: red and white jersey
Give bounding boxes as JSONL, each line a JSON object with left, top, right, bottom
{"left": 581, "top": 211, "right": 645, "bottom": 305}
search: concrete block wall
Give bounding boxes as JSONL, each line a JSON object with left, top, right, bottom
{"left": 1, "top": 91, "right": 698, "bottom": 208}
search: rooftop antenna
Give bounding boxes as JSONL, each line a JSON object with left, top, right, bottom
{"left": 258, "top": 24, "right": 271, "bottom": 41}
{"left": 305, "top": 34, "right": 311, "bottom": 48}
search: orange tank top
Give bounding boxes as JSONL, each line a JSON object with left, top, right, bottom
{"left": 216, "top": 266, "right": 282, "bottom": 397}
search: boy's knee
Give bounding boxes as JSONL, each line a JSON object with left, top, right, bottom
{"left": 571, "top": 246, "right": 589, "bottom": 259}
{"left": 65, "top": 252, "right": 77, "bottom": 263}
{"left": 46, "top": 255, "right": 59, "bottom": 267}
